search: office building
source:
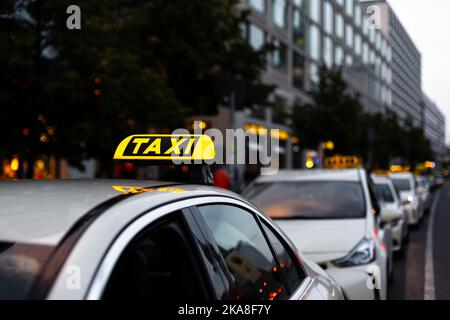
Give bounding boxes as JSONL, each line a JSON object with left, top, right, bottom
{"left": 422, "top": 94, "right": 446, "bottom": 159}
{"left": 360, "top": 0, "right": 423, "bottom": 128}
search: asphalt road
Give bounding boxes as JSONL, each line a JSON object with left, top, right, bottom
{"left": 389, "top": 181, "right": 450, "bottom": 300}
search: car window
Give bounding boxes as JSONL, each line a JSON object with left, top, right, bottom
{"left": 0, "top": 242, "right": 54, "bottom": 299}
{"left": 261, "top": 223, "right": 305, "bottom": 292}
{"left": 392, "top": 178, "right": 412, "bottom": 192}
{"left": 102, "top": 212, "right": 208, "bottom": 300}
{"left": 197, "top": 204, "right": 289, "bottom": 300}
{"left": 374, "top": 183, "right": 395, "bottom": 203}
{"left": 244, "top": 181, "right": 365, "bottom": 219}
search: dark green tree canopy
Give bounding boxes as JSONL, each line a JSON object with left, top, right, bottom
{"left": 292, "top": 67, "right": 432, "bottom": 169}
{"left": 0, "top": 0, "right": 271, "bottom": 174}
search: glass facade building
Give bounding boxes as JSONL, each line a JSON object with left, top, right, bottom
{"left": 360, "top": 0, "right": 422, "bottom": 128}
{"left": 243, "top": 0, "right": 393, "bottom": 120}
{"left": 423, "top": 94, "right": 446, "bottom": 159}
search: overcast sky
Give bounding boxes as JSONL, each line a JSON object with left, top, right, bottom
{"left": 386, "top": 0, "right": 450, "bottom": 144}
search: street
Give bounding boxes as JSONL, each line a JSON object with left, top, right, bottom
{"left": 389, "top": 181, "right": 450, "bottom": 300}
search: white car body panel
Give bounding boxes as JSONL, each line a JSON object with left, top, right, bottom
{"left": 275, "top": 219, "right": 366, "bottom": 263}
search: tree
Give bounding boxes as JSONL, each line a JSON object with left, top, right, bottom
{"left": 292, "top": 67, "right": 366, "bottom": 157}
{"left": 291, "top": 67, "right": 432, "bottom": 169}
{"left": 0, "top": 0, "right": 272, "bottom": 177}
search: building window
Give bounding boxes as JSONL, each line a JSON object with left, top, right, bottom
{"left": 345, "top": 24, "right": 353, "bottom": 48}
{"left": 345, "top": 54, "right": 353, "bottom": 67}
{"left": 362, "top": 17, "right": 369, "bottom": 35}
{"left": 376, "top": 32, "right": 382, "bottom": 50}
{"left": 387, "top": 45, "right": 392, "bottom": 62}
{"left": 369, "top": 49, "right": 375, "bottom": 67}
{"left": 324, "top": 0, "right": 334, "bottom": 34}
{"left": 335, "top": 45, "right": 344, "bottom": 66}
{"left": 362, "top": 42, "right": 369, "bottom": 64}
{"left": 355, "top": 5, "right": 361, "bottom": 26}
{"left": 293, "top": 52, "right": 305, "bottom": 89}
{"left": 324, "top": 36, "right": 333, "bottom": 68}
{"left": 308, "top": 0, "right": 321, "bottom": 24}
{"left": 292, "top": 8, "right": 305, "bottom": 49}
{"left": 345, "top": 0, "right": 354, "bottom": 17}
{"left": 271, "top": 38, "right": 287, "bottom": 71}
{"left": 308, "top": 24, "right": 321, "bottom": 61}
{"left": 309, "top": 62, "right": 320, "bottom": 87}
{"left": 370, "top": 27, "right": 375, "bottom": 44}
{"left": 355, "top": 33, "right": 361, "bottom": 56}
{"left": 292, "top": 0, "right": 304, "bottom": 8}
{"left": 272, "top": 0, "right": 287, "bottom": 29}
{"left": 335, "top": 13, "right": 344, "bottom": 39}
{"left": 248, "top": 23, "right": 265, "bottom": 50}
{"left": 247, "top": 0, "right": 266, "bottom": 13}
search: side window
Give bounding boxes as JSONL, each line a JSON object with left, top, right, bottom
{"left": 197, "top": 204, "right": 288, "bottom": 300}
{"left": 367, "top": 178, "right": 381, "bottom": 215}
{"left": 102, "top": 212, "right": 207, "bottom": 300}
{"left": 261, "top": 223, "right": 305, "bottom": 292}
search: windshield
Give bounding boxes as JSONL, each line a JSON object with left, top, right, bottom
{"left": 0, "top": 242, "right": 54, "bottom": 300}
{"left": 244, "top": 181, "right": 365, "bottom": 220}
{"left": 375, "top": 183, "right": 395, "bottom": 203}
{"left": 392, "top": 178, "right": 412, "bottom": 192}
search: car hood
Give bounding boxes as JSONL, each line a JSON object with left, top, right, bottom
{"left": 399, "top": 191, "right": 414, "bottom": 202}
{"left": 274, "top": 219, "right": 366, "bottom": 264}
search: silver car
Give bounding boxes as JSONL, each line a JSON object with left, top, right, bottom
{"left": 0, "top": 179, "right": 343, "bottom": 300}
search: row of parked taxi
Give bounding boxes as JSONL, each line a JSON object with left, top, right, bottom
{"left": 241, "top": 169, "right": 433, "bottom": 300}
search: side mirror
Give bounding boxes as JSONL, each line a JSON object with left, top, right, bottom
{"left": 380, "top": 206, "right": 402, "bottom": 223}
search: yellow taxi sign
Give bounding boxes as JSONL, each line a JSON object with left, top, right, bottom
{"left": 114, "top": 134, "right": 215, "bottom": 162}
{"left": 324, "top": 156, "right": 361, "bottom": 169}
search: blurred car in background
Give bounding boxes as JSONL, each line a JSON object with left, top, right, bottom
{"left": 372, "top": 175, "right": 408, "bottom": 253}
{"left": 243, "top": 169, "right": 389, "bottom": 300}
{"left": 415, "top": 175, "right": 431, "bottom": 212}
{"left": 391, "top": 172, "right": 423, "bottom": 226}
{"left": 431, "top": 175, "right": 445, "bottom": 190}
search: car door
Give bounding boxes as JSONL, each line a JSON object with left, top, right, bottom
{"left": 99, "top": 210, "right": 215, "bottom": 300}
{"left": 192, "top": 203, "right": 311, "bottom": 300}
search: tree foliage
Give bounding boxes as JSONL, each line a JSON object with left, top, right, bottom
{"left": 292, "top": 68, "right": 366, "bottom": 156}
{"left": 292, "top": 67, "right": 433, "bottom": 169}
{"left": 0, "top": 0, "right": 271, "bottom": 175}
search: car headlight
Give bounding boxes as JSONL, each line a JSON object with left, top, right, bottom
{"left": 403, "top": 195, "right": 415, "bottom": 206}
{"left": 332, "top": 238, "right": 376, "bottom": 268}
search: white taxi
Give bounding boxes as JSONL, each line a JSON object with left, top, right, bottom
{"left": 243, "top": 169, "right": 389, "bottom": 300}
{"left": 390, "top": 172, "right": 423, "bottom": 225}
{"left": 372, "top": 174, "right": 408, "bottom": 252}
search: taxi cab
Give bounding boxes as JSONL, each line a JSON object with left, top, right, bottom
{"left": 0, "top": 134, "right": 343, "bottom": 300}
{"left": 243, "top": 168, "right": 389, "bottom": 300}
{"left": 390, "top": 172, "right": 423, "bottom": 225}
{"left": 372, "top": 174, "right": 408, "bottom": 252}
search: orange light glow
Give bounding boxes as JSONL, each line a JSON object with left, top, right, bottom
{"left": 10, "top": 158, "right": 19, "bottom": 171}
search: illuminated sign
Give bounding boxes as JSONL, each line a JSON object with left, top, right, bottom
{"left": 324, "top": 156, "right": 361, "bottom": 169}
{"left": 114, "top": 134, "right": 215, "bottom": 162}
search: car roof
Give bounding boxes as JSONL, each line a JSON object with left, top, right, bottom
{"left": 371, "top": 175, "right": 392, "bottom": 184}
{"left": 0, "top": 179, "right": 238, "bottom": 245}
{"left": 390, "top": 172, "right": 414, "bottom": 178}
{"left": 254, "top": 169, "right": 363, "bottom": 183}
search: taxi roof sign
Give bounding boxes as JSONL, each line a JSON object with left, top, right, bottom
{"left": 324, "top": 156, "right": 362, "bottom": 169}
{"left": 114, "top": 134, "right": 215, "bottom": 163}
